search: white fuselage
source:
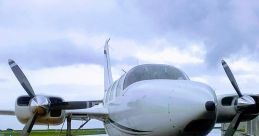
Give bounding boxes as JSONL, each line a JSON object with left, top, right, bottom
{"left": 103, "top": 79, "right": 217, "bottom": 136}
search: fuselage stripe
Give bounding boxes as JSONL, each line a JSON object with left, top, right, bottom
{"left": 106, "top": 118, "right": 152, "bottom": 134}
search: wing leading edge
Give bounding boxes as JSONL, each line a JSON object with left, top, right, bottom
{"left": 67, "top": 104, "right": 108, "bottom": 121}
{"left": 0, "top": 110, "right": 15, "bottom": 115}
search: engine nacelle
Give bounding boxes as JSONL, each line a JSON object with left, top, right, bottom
{"left": 216, "top": 94, "right": 238, "bottom": 123}
{"left": 15, "top": 96, "right": 65, "bottom": 125}
{"left": 216, "top": 94, "right": 257, "bottom": 123}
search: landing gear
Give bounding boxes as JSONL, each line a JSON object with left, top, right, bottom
{"left": 66, "top": 114, "right": 72, "bottom": 136}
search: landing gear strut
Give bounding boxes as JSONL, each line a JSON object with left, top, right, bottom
{"left": 66, "top": 114, "right": 72, "bottom": 136}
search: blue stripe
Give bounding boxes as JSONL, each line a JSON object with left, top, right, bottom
{"left": 106, "top": 118, "right": 152, "bottom": 135}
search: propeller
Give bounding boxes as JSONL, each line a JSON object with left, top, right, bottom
{"left": 8, "top": 59, "right": 88, "bottom": 136}
{"left": 221, "top": 60, "right": 256, "bottom": 136}
{"left": 9, "top": 59, "right": 35, "bottom": 98}
{"left": 21, "top": 113, "right": 38, "bottom": 136}
{"left": 221, "top": 60, "right": 243, "bottom": 97}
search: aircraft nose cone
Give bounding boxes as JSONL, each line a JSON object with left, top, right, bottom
{"left": 182, "top": 99, "right": 217, "bottom": 135}
{"left": 205, "top": 101, "right": 216, "bottom": 112}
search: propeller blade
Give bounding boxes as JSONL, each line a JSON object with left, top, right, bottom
{"left": 221, "top": 60, "right": 243, "bottom": 97}
{"left": 21, "top": 113, "right": 38, "bottom": 136}
{"left": 50, "top": 101, "right": 87, "bottom": 110}
{"left": 8, "top": 59, "right": 35, "bottom": 98}
{"left": 225, "top": 111, "right": 242, "bottom": 136}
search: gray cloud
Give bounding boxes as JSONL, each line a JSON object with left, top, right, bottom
{"left": 0, "top": 38, "right": 139, "bottom": 69}
{"left": 0, "top": 39, "right": 103, "bottom": 68}
{"left": 0, "top": 0, "right": 155, "bottom": 69}
{"left": 133, "top": 0, "right": 259, "bottom": 66}
{"left": 1, "top": 0, "right": 259, "bottom": 69}
{"left": 0, "top": 0, "right": 155, "bottom": 40}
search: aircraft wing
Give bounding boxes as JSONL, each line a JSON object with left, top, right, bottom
{"left": 66, "top": 104, "right": 108, "bottom": 121}
{"left": 0, "top": 110, "right": 15, "bottom": 115}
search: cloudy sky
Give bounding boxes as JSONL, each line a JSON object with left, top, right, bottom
{"left": 0, "top": 0, "right": 259, "bottom": 132}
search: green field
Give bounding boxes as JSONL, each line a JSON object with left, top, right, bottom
{"left": 0, "top": 128, "right": 106, "bottom": 136}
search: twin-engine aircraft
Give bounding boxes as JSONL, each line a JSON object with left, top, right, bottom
{"left": 1, "top": 39, "right": 259, "bottom": 136}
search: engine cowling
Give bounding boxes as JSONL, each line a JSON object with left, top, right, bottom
{"left": 15, "top": 95, "right": 65, "bottom": 125}
{"left": 216, "top": 94, "right": 257, "bottom": 123}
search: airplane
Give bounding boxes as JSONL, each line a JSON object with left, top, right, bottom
{"left": 1, "top": 39, "right": 259, "bottom": 136}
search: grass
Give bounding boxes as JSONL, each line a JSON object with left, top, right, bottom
{"left": 0, "top": 128, "right": 106, "bottom": 136}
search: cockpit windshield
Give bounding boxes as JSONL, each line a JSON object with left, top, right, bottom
{"left": 123, "top": 64, "right": 189, "bottom": 89}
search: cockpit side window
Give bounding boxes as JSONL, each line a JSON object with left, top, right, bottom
{"left": 104, "top": 81, "right": 116, "bottom": 104}
{"left": 111, "top": 80, "right": 118, "bottom": 100}
{"left": 116, "top": 74, "right": 126, "bottom": 96}
{"left": 104, "top": 75, "right": 125, "bottom": 104}
{"left": 104, "top": 89, "right": 109, "bottom": 104}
